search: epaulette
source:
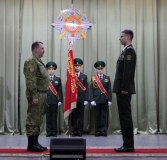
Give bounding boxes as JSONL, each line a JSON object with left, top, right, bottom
{"left": 127, "top": 46, "right": 132, "bottom": 49}
{"left": 55, "top": 75, "right": 60, "bottom": 78}
{"left": 28, "top": 57, "right": 36, "bottom": 62}
{"left": 104, "top": 74, "right": 109, "bottom": 76}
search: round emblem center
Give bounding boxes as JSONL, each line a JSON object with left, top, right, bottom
{"left": 63, "top": 15, "right": 81, "bottom": 33}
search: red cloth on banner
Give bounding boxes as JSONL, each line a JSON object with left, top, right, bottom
{"left": 64, "top": 42, "right": 77, "bottom": 124}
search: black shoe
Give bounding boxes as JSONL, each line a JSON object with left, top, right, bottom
{"left": 35, "top": 135, "right": 47, "bottom": 151}
{"left": 46, "top": 133, "right": 52, "bottom": 137}
{"left": 78, "top": 132, "right": 82, "bottom": 137}
{"left": 72, "top": 133, "right": 77, "bottom": 137}
{"left": 36, "top": 143, "right": 47, "bottom": 151}
{"left": 52, "top": 134, "right": 57, "bottom": 137}
{"left": 101, "top": 132, "right": 107, "bottom": 137}
{"left": 114, "top": 146, "right": 134, "bottom": 152}
{"left": 72, "top": 130, "right": 78, "bottom": 137}
{"left": 27, "top": 136, "right": 44, "bottom": 152}
{"left": 27, "top": 144, "right": 44, "bottom": 152}
{"left": 95, "top": 133, "right": 100, "bottom": 137}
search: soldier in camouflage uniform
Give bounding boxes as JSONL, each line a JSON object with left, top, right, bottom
{"left": 23, "top": 41, "right": 49, "bottom": 152}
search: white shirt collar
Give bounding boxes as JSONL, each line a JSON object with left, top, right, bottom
{"left": 98, "top": 74, "right": 103, "bottom": 78}
{"left": 75, "top": 72, "right": 80, "bottom": 77}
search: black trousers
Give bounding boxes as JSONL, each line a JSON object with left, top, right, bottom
{"left": 94, "top": 104, "right": 107, "bottom": 134}
{"left": 71, "top": 102, "right": 84, "bottom": 134}
{"left": 46, "top": 104, "right": 58, "bottom": 135}
{"left": 116, "top": 93, "right": 134, "bottom": 148}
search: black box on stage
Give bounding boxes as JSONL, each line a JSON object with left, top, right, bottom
{"left": 50, "top": 137, "right": 86, "bottom": 160}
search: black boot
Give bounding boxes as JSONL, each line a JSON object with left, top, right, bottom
{"left": 35, "top": 135, "right": 47, "bottom": 151}
{"left": 27, "top": 136, "right": 44, "bottom": 152}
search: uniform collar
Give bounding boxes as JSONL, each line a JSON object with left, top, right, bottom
{"left": 50, "top": 75, "right": 54, "bottom": 78}
{"left": 123, "top": 44, "right": 132, "bottom": 52}
{"left": 75, "top": 72, "right": 80, "bottom": 77}
{"left": 98, "top": 74, "right": 103, "bottom": 79}
{"left": 32, "top": 53, "right": 40, "bottom": 60}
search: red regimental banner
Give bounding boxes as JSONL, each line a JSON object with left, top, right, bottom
{"left": 64, "top": 42, "right": 77, "bottom": 123}
{"left": 94, "top": 75, "right": 108, "bottom": 99}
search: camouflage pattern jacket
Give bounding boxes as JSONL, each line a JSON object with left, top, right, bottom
{"left": 23, "top": 54, "right": 49, "bottom": 99}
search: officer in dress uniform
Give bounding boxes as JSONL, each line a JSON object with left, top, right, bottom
{"left": 45, "top": 61, "right": 63, "bottom": 137}
{"left": 113, "top": 29, "right": 136, "bottom": 152}
{"left": 24, "top": 41, "right": 49, "bottom": 152}
{"left": 71, "top": 58, "right": 88, "bottom": 137}
{"left": 90, "top": 61, "right": 112, "bottom": 137}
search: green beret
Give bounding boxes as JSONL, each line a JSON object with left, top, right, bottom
{"left": 74, "top": 58, "right": 83, "bottom": 66}
{"left": 94, "top": 61, "right": 105, "bottom": 68}
{"left": 46, "top": 61, "right": 57, "bottom": 70}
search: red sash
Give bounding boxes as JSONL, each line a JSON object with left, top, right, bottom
{"left": 75, "top": 77, "right": 86, "bottom": 91}
{"left": 94, "top": 75, "right": 108, "bottom": 99}
{"left": 49, "top": 82, "right": 59, "bottom": 99}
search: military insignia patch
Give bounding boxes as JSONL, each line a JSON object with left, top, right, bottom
{"left": 105, "top": 79, "right": 109, "bottom": 82}
{"left": 126, "top": 55, "right": 132, "bottom": 60}
{"left": 55, "top": 81, "right": 59, "bottom": 84}
{"left": 119, "top": 55, "right": 124, "bottom": 60}
{"left": 30, "top": 67, "right": 34, "bottom": 72}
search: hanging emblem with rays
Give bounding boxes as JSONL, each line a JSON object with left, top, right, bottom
{"left": 52, "top": 4, "right": 93, "bottom": 45}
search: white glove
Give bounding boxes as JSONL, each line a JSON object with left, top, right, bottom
{"left": 84, "top": 101, "right": 88, "bottom": 105}
{"left": 108, "top": 101, "right": 112, "bottom": 106}
{"left": 91, "top": 101, "right": 96, "bottom": 106}
{"left": 58, "top": 102, "right": 62, "bottom": 106}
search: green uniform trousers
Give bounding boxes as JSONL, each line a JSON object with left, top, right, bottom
{"left": 26, "top": 92, "right": 47, "bottom": 136}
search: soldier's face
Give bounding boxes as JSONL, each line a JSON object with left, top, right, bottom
{"left": 48, "top": 68, "right": 55, "bottom": 76}
{"left": 36, "top": 43, "right": 45, "bottom": 58}
{"left": 96, "top": 68, "right": 104, "bottom": 75}
{"left": 119, "top": 33, "right": 130, "bottom": 46}
{"left": 75, "top": 65, "right": 81, "bottom": 73}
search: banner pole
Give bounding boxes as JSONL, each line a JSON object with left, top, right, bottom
{"left": 69, "top": 112, "right": 71, "bottom": 137}
{"left": 69, "top": 35, "right": 72, "bottom": 138}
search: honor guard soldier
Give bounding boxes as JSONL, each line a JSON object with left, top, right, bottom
{"left": 24, "top": 41, "right": 49, "bottom": 152}
{"left": 46, "top": 62, "right": 63, "bottom": 137}
{"left": 113, "top": 29, "right": 136, "bottom": 152}
{"left": 71, "top": 58, "right": 89, "bottom": 137}
{"left": 90, "top": 61, "right": 112, "bottom": 137}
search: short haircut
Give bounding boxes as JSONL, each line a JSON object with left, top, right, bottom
{"left": 121, "top": 29, "right": 134, "bottom": 41}
{"left": 31, "top": 41, "right": 43, "bottom": 51}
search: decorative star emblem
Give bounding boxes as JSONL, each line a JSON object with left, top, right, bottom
{"left": 52, "top": 4, "right": 93, "bottom": 45}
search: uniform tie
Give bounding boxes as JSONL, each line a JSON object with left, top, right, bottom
{"left": 50, "top": 76, "right": 53, "bottom": 81}
{"left": 99, "top": 76, "right": 101, "bottom": 79}
{"left": 76, "top": 73, "right": 78, "bottom": 77}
